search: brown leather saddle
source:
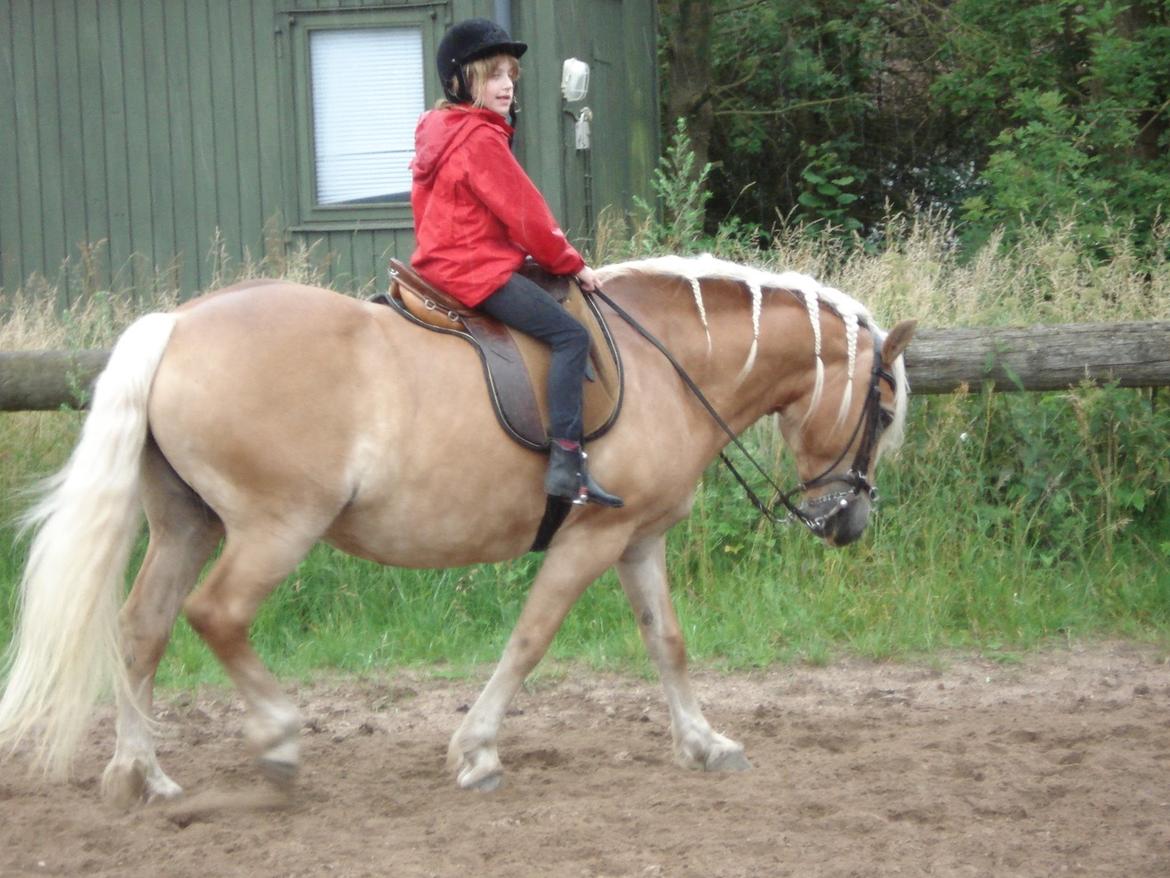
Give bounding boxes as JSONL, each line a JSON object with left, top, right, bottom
{"left": 377, "top": 258, "right": 623, "bottom": 451}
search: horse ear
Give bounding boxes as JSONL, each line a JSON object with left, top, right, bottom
{"left": 882, "top": 319, "right": 917, "bottom": 366}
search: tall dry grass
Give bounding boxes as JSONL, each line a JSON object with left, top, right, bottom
{"left": 598, "top": 206, "right": 1170, "bottom": 328}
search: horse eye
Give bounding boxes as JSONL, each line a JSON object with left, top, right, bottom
{"left": 878, "top": 408, "right": 895, "bottom": 429}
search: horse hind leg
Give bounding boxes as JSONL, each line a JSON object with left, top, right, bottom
{"left": 181, "top": 523, "right": 321, "bottom": 788}
{"left": 102, "top": 440, "right": 225, "bottom": 808}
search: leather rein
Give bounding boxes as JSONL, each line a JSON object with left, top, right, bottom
{"left": 590, "top": 284, "right": 897, "bottom": 536}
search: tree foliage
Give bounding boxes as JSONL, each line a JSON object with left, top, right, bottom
{"left": 658, "top": 0, "right": 1170, "bottom": 257}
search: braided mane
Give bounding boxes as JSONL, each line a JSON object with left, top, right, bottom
{"left": 597, "top": 254, "right": 880, "bottom": 429}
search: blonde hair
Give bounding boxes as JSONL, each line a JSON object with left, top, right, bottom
{"left": 437, "top": 52, "right": 521, "bottom": 110}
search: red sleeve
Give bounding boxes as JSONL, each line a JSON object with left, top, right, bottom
{"left": 463, "top": 129, "right": 586, "bottom": 276}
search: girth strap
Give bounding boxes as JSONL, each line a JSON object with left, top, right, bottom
{"left": 531, "top": 497, "right": 573, "bottom": 552}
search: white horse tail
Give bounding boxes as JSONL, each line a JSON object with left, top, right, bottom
{"left": 0, "top": 312, "right": 178, "bottom": 778}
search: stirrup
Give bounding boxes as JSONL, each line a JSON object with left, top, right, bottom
{"left": 577, "top": 451, "right": 623, "bottom": 508}
{"left": 544, "top": 443, "right": 623, "bottom": 508}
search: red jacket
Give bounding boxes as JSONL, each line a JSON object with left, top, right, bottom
{"left": 409, "top": 107, "right": 585, "bottom": 307}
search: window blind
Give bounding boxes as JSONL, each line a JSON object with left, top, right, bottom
{"left": 310, "top": 28, "right": 425, "bottom": 205}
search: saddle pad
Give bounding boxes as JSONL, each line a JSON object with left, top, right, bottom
{"left": 384, "top": 260, "right": 623, "bottom": 451}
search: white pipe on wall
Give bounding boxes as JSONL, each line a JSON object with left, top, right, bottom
{"left": 493, "top": 0, "right": 512, "bottom": 34}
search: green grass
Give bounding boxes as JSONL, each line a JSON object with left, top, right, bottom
{"left": 2, "top": 214, "right": 1169, "bottom": 688}
{"left": 6, "top": 394, "right": 1165, "bottom": 690}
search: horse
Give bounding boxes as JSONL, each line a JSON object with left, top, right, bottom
{"left": 0, "top": 254, "right": 915, "bottom": 806}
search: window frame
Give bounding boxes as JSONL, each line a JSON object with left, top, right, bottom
{"left": 283, "top": 5, "right": 443, "bottom": 231}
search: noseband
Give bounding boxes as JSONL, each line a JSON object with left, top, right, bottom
{"left": 592, "top": 284, "right": 897, "bottom": 538}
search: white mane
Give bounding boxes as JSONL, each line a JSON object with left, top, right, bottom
{"left": 596, "top": 254, "right": 889, "bottom": 432}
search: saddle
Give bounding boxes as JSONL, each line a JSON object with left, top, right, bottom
{"left": 377, "top": 258, "right": 623, "bottom": 451}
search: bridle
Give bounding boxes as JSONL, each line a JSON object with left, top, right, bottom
{"left": 765, "top": 331, "right": 897, "bottom": 534}
{"left": 591, "top": 284, "right": 898, "bottom": 537}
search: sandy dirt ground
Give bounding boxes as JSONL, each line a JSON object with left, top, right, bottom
{"left": 2, "top": 642, "right": 1168, "bottom": 878}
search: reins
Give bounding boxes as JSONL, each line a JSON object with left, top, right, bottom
{"left": 590, "top": 283, "right": 895, "bottom": 535}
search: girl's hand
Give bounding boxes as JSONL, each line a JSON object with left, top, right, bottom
{"left": 575, "top": 266, "right": 599, "bottom": 292}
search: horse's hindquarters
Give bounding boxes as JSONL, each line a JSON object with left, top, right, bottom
{"left": 150, "top": 282, "right": 551, "bottom": 566}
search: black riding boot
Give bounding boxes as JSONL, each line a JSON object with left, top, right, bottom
{"left": 545, "top": 440, "right": 624, "bottom": 508}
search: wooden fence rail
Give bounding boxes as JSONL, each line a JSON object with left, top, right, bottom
{"left": 903, "top": 321, "right": 1170, "bottom": 394}
{"left": 2, "top": 321, "right": 1169, "bottom": 411}
{"left": 1, "top": 350, "right": 109, "bottom": 412}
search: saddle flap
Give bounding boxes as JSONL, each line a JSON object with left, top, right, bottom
{"left": 380, "top": 261, "right": 623, "bottom": 450}
{"left": 508, "top": 281, "right": 622, "bottom": 438}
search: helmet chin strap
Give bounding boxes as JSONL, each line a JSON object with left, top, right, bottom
{"left": 452, "top": 68, "right": 472, "bottom": 103}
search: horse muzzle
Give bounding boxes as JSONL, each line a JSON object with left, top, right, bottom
{"left": 798, "top": 488, "right": 873, "bottom": 547}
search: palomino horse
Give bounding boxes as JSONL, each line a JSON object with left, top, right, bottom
{"left": 0, "top": 255, "right": 914, "bottom": 805}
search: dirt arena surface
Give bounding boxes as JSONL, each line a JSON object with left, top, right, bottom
{"left": 2, "top": 642, "right": 1168, "bottom": 877}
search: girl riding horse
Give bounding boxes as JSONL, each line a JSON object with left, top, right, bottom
{"left": 411, "top": 18, "right": 621, "bottom": 508}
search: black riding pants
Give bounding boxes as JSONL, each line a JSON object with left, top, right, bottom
{"left": 477, "top": 273, "right": 589, "bottom": 442}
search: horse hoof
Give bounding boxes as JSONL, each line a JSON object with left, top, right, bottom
{"left": 451, "top": 740, "right": 504, "bottom": 791}
{"left": 101, "top": 760, "right": 185, "bottom": 809}
{"left": 101, "top": 760, "right": 147, "bottom": 810}
{"left": 258, "top": 757, "right": 298, "bottom": 789}
{"left": 456, "top": 757, "right": 504, "bottom": 792}
{"left": 460, "top": 769, "right": 503, "bottom": 792}
{"left": 144, "top": 775, "right": 185, "bottom": 804}
{"left": 706, "top": 749, "right": 752, "bottom": 772}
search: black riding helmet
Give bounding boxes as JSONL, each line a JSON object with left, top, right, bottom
{"left": 437, "top": 18, "right": 527, "bottom": 104}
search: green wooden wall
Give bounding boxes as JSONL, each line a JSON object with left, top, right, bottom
{"left": 0, "top": 0, "right": 657, "bottom": 301}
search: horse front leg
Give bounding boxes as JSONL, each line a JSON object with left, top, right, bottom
{"left": 448, "top": 532, "right": 624, "bottom": 791}
{"left": 616, "top": 534, "right": 751, "bottom": 772}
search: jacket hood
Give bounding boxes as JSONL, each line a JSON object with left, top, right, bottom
{"left": 411, "top": 108, "right": 514, "bottom": 184}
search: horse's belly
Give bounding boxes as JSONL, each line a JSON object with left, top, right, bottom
{"left": 324, "top": 485, "right": 548, "bottom": 568}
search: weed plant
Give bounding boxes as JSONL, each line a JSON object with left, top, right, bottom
{"left": 2, "top": 211, "right": 1168, "bottom": 687}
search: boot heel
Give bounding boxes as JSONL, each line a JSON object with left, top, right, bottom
{"left": 579, "top": 451, "right": 624, "bottom": 508}
{"left": 544, "top": 441, "right": 623, "bottom": 508}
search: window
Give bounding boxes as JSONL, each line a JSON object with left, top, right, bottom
{"left": 310, "top": 28, "right": 423, "bottom": 205}
{"left": 284, "top": 7, "right": 442, "bottom": 229}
